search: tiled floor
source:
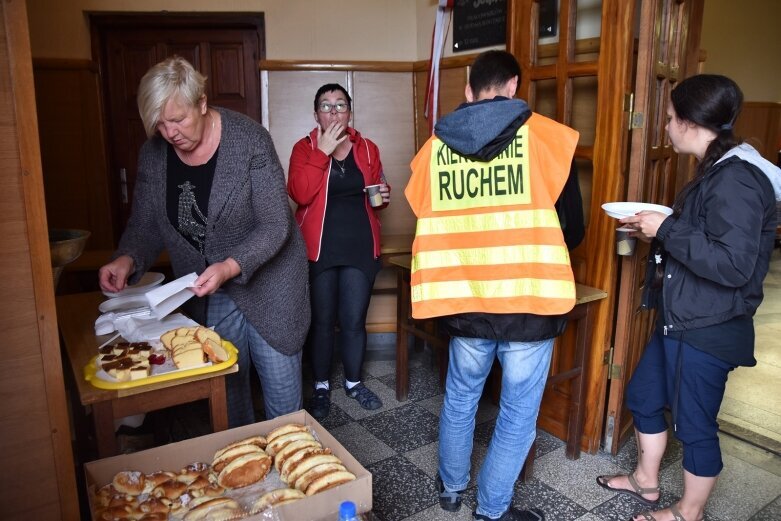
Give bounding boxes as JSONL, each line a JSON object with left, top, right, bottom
{"left": 98, "top": 250, "right": 781, "bottom": 520}
{"left": 303, "top": 347, "right": 781, "bottom": 521}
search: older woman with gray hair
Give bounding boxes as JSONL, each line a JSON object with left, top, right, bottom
{"left": 99, "top": 56, "right": 310, "bottom": 426}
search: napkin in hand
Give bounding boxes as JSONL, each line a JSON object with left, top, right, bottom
{"left": 144, "top": 272, "right": 198, "bottom": 319}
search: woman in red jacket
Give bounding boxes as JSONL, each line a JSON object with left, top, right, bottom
{"left": 288, "top": 83, "right": 390, "bottom": 419}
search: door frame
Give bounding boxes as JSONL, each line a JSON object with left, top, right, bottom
{"left": 88, "top": 12, "right": 265, "bottom": 243}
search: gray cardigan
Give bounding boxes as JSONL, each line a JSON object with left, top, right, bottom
{"left": 116, "top": 108, "right": 310, "bottom": 355}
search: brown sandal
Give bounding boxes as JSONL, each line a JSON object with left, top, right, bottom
{"left": 596, "top": 472, "right": 660, "bottom": 506}
{"left": 629, "top": 504, "right": 700, "bottom": 521}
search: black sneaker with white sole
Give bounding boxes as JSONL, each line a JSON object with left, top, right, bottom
{"left": 309, "top": 387, "right": 331, "bottom": 419}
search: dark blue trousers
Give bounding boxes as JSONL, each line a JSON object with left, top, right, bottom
{"left": 626, "top": 331, "right": 736, "bottom": 477}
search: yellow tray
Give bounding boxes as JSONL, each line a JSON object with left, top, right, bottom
{"left": 83, "top": 340, "right": 238, "bottom": 390}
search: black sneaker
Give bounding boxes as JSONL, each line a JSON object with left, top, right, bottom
{"left": 344, "top": 382, "right": 382, "bottom": 410}
{"left": 473, "top": 507, "right": 545, "bottom": 521}
{"left": 309, "top": 387, "right": 331, "bottom": 419}
{"left": 436, "top": 474, "right": 464, "bottom": 512}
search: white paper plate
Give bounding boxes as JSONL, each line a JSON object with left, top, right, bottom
{"left": 602, "top": 202, "right": 673, "bottom": 219}
{"left": 102, "top": 272, "right": 165, "bottom": 298}
{"left": 98, "top": 294, "right": 150, "bottom": 314}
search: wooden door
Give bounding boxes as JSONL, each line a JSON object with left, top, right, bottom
{"left": 90, "top": 14, "right": 264, "bottom": 238}
{"left": 604, "top": 0, "right": 704, "bottom": 453}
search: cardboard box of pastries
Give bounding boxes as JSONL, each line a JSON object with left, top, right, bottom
{"left": 84, "top": 410, "right": 371, "bottom": 520}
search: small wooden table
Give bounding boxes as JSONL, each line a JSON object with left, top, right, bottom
{"left": 388, "top": 254, "right": 607, "bottom": 475}
{"left": 56, "top": 292, "right": 237, "bottom": 458}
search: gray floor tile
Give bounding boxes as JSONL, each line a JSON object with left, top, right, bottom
{"left": 750, "top": 494, "right": 781, "bottom": 520}
{"left": 414, "top": 394, "right": 499, "bottom": 426}
{"left": 328, "top": 421, "right": 397, "bottom": 467}
{"left": 378, "top": 363, "right": 444, "bottom": 402}
{"left": 360, "top": 403, "right": 440, "bottom": 453}
{"left": 403, "top": 440, "right": 488, "bottom": 489}
{"left": 331, "top": 378, "right": 404, "bottom": 420}
{"left": 401, "top": 503, "right": 475, "bottom": 521}
{"left": 706, "top": 452, "right": 781, "bottom": 520}
{"left": 363, "top": 359, "right": 398, "bottom": 378}
{"left": 367, "top": 455, "right": 438, "bottom": 521}
{"left": 512, "top": 478, "right": 588, "bottom": 520}
{"left": 532, "top": 445, "right": 627, "bottom": 509}
{"left": 308, "top": 400, "right": 352, "bottom": 431}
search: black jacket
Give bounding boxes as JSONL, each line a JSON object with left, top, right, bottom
{"left": 642, "top": 156, "right": 777, "bottom": 334}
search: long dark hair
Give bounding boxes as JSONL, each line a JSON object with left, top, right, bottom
{"left": 670, "top": 74, "right": 743, "bottom": 212}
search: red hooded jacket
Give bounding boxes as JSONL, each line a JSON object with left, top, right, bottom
{"left": 288, "top": 126, "right": 389, "bottom": 261}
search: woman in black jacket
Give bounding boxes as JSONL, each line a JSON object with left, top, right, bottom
{"left": 596, "top": 75, "right": 781, "bottom": 521}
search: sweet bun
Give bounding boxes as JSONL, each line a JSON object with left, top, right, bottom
{"left": 251, "top": 487, "right": 306, "bottom": 512}
{"left": 265, "top": 423, "right": 309, "bottom": 444}
{"left": 95, "top": 504, "right": 139, "bottom": 520}
{"left": 182, "top": 497, "right": 241, "bottom": 521}
{"left": 94, "top": 484, "right": 119, "bottom": 507}
{"left": 273, "top": 439, "right": 321, "bottom": 472}
{"left": 152, "top": 479, "right": 188, "bottom": 500}
{"left": 216, "top": 452, "right": 272, "bottom": 489}
{"left": 280, "top": 447, "right": 332, "bottom": 483}
{"left": 182, "top": 462, "right": 211, "bottom": 475}
{"left": 285, "top": 453, "right": 341, "bottom": 486}
{"left": 305, "top": 469, "right": 356, "bottom": 496}
{"left": 138, "top": 496, "right": 171, "bottom": 514}
{"left": 112, "top": 470, "right": 146, "bottom": 496}
{"left": 213, "top": 435, "right": 267, "bottom": 461}
{"left": 138, "top": 514, "right": 168, "bottom": 521}
{"left": 265, "top": 430, "right": 316, "bottom": 457}
{"left": 189, "top": 482, "right": 225, "bottom": 499}
{"left": 294, "top": 462, "right": 347, "bottom": 493}
{"left": 212, "top": 443, "right": 264, "bottom": 473}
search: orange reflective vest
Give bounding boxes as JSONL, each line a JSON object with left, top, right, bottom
{"left": 404, "top": 113, "right": 579, "bottom": 319}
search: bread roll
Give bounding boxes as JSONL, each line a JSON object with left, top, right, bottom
{"left": 280, "top": 447, "right": 332, "bottom": 483}
{"left": 305, "top": 469, "right": 356, "bottom": 496}
{"left": 265, "top": 430, "right": 316, "bottom": 457}
{"left": 182, "top": 497, "right": 241, "bottom": 521}
{"left": 142, "top": 471, "right": 177, "bottom": 494}
{"left": 138, "top": 496, "right": 171, "bottom": 514}
{"left": 285, "top": 453, "right": 341, "bottom": 486}
{"left": 138, "top": 514, "right": 168, "bottom": 521}
{"left": 152, "top": 479, "right": 188, "bottom": 500}
{"left": 273, "top": 439, "right": 321, "bottom": 472}
{"left": 216, "top": 452, "right": 272, "bottom": 489}
{"left": 212, "top": 443, "right": 264, "bottom": 474}
{"left": 251, "top": 487, "right": 306, "bottom": 512}
{"left": 266, "top": 423, "right": 309, "bottom": 444}
{"left": 294, "top": 462, "right": 347, "bottom": 493}
{"left": 213, "top": 435, "right": 268, "bottom": 461}
{"left": 112, "top": 470, "right": 145, "bottom": 495}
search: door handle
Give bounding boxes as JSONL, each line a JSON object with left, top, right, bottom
{"left": 119, "top": 168, "right": 128, "bottom": 204}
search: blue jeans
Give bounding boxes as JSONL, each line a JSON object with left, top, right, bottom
{"left": 207, "top": 292, "right": 302, "bottom": 427}
{"left": 438, "top": 336, "right": 554, "bottom": 519}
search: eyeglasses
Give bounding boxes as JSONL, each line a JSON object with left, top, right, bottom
{"left": 318, "top": 101, "right": 350, "bottom": 113}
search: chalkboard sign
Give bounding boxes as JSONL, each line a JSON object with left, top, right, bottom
{"left": 452, "top": 0, "right": 507, "bottom": 52}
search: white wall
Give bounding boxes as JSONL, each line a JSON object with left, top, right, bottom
{"left": 701, "top": 0, "right": 781, "bottom": 102}
{"left": 26, "top": 0, "right": 419, "bottom": 61}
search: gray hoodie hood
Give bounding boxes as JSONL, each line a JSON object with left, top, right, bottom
{"left": 434, "top": 97, "right": 532, "bottom": 162}
{"left": 717, "top": 143, "right": 781, "bottom": 202}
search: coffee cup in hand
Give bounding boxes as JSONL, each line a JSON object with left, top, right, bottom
{"left": 616, "top": 227, "right": 637, "bottom": 256}
{"left": 365, "top": 184, "right": 384, "bottom": 208}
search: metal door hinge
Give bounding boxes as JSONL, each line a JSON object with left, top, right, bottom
{"left": 606, "top": 346, "right": 622, "bottom": 380}
{"left": 624, "top": 92, "right": 644, "bottom": 130}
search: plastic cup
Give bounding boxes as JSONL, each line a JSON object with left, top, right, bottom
{"left": 365, "top": 184, "right": 384, "bottom": 208}
{"left": 616, "top": 227, "right": 636, "bottom": 256}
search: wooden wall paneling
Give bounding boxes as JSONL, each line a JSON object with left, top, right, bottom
{"left": 736, "top": 102, "right": 781, "bottom": 162}
{"left": 266, "top": 70, "right": 348, "bottom": 179}
{"left": 351, "top": 71, "right": 416, "bottom": 236}
{"left": 577, "top": 0, "right": 637, "bottom": 454}
{"left": 33, "top": 59, "right": 113, "bottom": 250}
{"left": 509, "top": 0, "right": 613, "bottom": 453}
{"left": 1, "top": 0, "right": 79, "bottom": 518}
